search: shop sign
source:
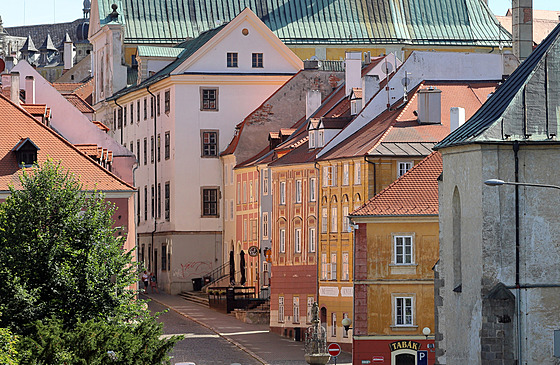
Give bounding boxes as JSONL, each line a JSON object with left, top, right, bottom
{"left": 372, "top": 355, "right": 384, "bottom": 362}
{"left": 389, "top": 340, "right": 421, "bottom": 352}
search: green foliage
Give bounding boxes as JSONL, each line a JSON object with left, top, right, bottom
{"left": 0, "top": 325, "right": 18, "bottom": 364}
{"left": 16, "top": 317, "right": 180, "bottom": 365}
{"left": 0, "top": 160, "right": 142, "bottom": 333}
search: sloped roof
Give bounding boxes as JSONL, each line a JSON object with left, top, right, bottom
{"left": 20, "top": 35, "right": 38, "bottom": 52}
{"left": 63, "top": 93, "right": 95, "bottom": 113}
{"left": 322, "top": 80, "right": 498, "bottom": 160}
{"left": 435, "top": 22, "right": 560, "bottom": 149}
{"left": 137, "top": 45, "right": 184, "bottom": 58}
{"left": 0, "top": 94, "right": 133, "bottom": 192}
{"left": 351, "top": 151, "right": 442, "bottom": 217}
{"left": 95, "top": 0, "right": 510, "bottom": 47}
{"left": 7, "top": 18, "right": 89, "bottom": 50}
{"left": 39, "top": 34, "right": 57, "bottom": 51}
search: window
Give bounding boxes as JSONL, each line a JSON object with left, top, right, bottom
{"left": 262, "top": 213, "right": 269, "bottom": 239}
{"left": 249, "top": 181, "right": 253, "bottom": 202}
{"left": 151, "top": 185, "right": 154, "bottom": 218}
{"left": 143, "top": 98, "right": 147, "bottom": 119}
{"left": 398, "top": 161, "right": 413, "bottom": 178}
{"left": 237, "top": 182, "right": 241, "bottom": 204}
{"left": 342, "top": 252, "right": 349, "bottom": 281}
{"left": 165, "top": 182, "right": 170, "bottom": 221}
{"left": 113, "top": 110, "right": 116, "bottom": 130}
{"left": 136, "top": 189, "right": 140, "bottom": 224}
{"left": 136, "top": 140, "right": 140, "bottom": 163}
{"left": 263, "top": 170, "right": 269, "bottom": 195}
{"left": 201, "top": 88, "right": 218, "bottom": 111}
{"left": 130, "top": 103, "right": 134, "bottom": 124}
{"left": 202, "top": 188, "right": 219, "bottom": 217}
{"left": 230, "top": 200, "right": 234, "bottom": 221}
{"left": 157, "top": 183, "right": 161, "bottom": 218}
{"left": 144, "top": 186, "right": 148, "bottom": 221}
{"left": 321, "top": 253, "right": 328, "bottom": 280}
{"left": 202, "top": 131, "right": 218, "bottom": 157}
{"left": 227, "top": 52, "right": 238, "bottom": 67}
{"left": 354, "top": 162, "right": 361, "bottom": 185}
{"left": 342, "top": 206, "right": 350, "bottom": 232}
{"left": 307, "top": 297, "right": 314, "bottom": 323}
{"left": 143, "top": 138, "right": 147, "bottom": 165}
{"left": 279, "top": 229, "right": 285, "bottom": 253}
{"left": 157, "top": 93, "right": 161, "bottom": 116}
{"left": 280, "top": 182, "right": 286, "bottom": 205}
{"left": 123, "top": 106, "right": 127, "bottom": 127}
{"left": 323, "top": 165, "right": 337, "bottom": 187}
{"left": 394, "top": 235, "right": 413, "bottom": 264}
{"left": 278, "top": 296, "right": 285, "bottom": 323}
{"left": 117, "top": 108, "right": 122, "bottom": 129}
{"left": 164, "top": 132, "right": 170, "bottom": 159}
{"left": 395, "top": 296, "right": 414, "bottom": 326}
{"left": 151, "top": 136, "right": 154, "bottom": 163}
{"left": 157, "top": 134, "right": 161, "bottom": 162}
{"left": 254, "top": 179, "right": 258, "bottom": 202}
{"left": 309, "top": 228, "right": 316, "bottom": 253}
{"left": 318, "top": 130, "right": 324, "bottom": 147}
{"left": 230, "top": 164, "right": 234, "bottom": 185}
{"left": 343, "top": 163, "right": 349, "bottom": 185}
{"left": 295, "top": 180, "right": 302, "bottom": 203}
{"left": 244, "top": 219, "right": 248, "bottom": 241}
{"left": 294, "top": 228, "right": 302, "bottom": 253}
{"left": 331, "top": 206, "right": 338, "bottom": 233}
{"left": 330, "top": 253, "right": 337, "bottom": 281}
{"left": 331, "top": 312, "right": 337, "bottom": 336}
{"left": 309, "top": 130, "right": 316, "bottom": 148}
{"left": 321, "top": 208, "right": 328, "bottom": 233}
{"left": 293, "top": 296, "right": 300, "bottom": 323}
{"left": 150, "top": 96, "right": 154, "bottom": 117}
{"left": 252, "top": 53, "right": 263, "bottom": 68}
{"left": 251, "top": 219, "right": 257, "bottom": 240}
{"left": 243, "top": 182, "right": 247, "bottom": 203}
{"left": 164, "top": 90, "right": 170, "bottom": 113}
{"left": 161, "top": 244, "right": 167, "bottom": 271}
{"left": 343, "top": 313, "right": 349, "bottom": 337}
{"left": 309, "top": 178, "right": 316, "bottom": 201}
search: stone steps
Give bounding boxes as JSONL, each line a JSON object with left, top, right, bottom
{"left": 179, "top": 291, "right": 210, "bottom": 307}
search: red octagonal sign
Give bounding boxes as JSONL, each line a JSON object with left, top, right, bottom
{"left": 328, "top": 343, "right": 341, "bottom": 357}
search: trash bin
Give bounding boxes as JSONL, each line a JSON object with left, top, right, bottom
{"left": 192, "top": 278, "right": 202, "bottom": 291}
{"left": 203, "top": 276, "right": 211, "bottom": 286}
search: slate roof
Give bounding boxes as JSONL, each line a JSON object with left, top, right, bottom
{"left": 95, "top": 0, "right": 511, "bottom": 46}
{"left": 351, "top": 151, "right": 442, "bottom": 217}
{"left": 321, "top": 80, "right": 498, "bottom": 160}
{"left": 6, "top": 18, "right": 89, "bottom": 48}
{"left": 435, "top": 22, "right": 560, "bottom": 149}
{"left": 0, "top": 93, "right": 133, "bottom": 192}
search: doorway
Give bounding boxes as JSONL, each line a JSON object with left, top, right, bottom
{"left": 395, "top": 353, "right": 415, "bottom": 365}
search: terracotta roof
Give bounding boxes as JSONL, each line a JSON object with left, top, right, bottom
{"left": 352, "top": 88, "right": 363, "bottom": 99}
{"left": 320, "top": 80, "right": 498, "bottom": 160}
{"left": 63, "top": 93, "right": 95, "bottom": 113}
{"left": 0, "top": 94, "right": 134, "bottom": 192}
{"left": 52, "top": 82, "right": 83, "bottom": 93}
{"left": 93, "top": 121, "right": 110, "bottom": 132}
{"left": 21, "top": 104, "right": 48, "bottom": 115}
{"left": 52, "top": 78, "right": 94, "bottom": 102}
{"left": 351, "top": 152, "right": 442, "bottom": 217}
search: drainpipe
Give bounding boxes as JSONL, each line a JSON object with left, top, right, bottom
{"left": 147, "top": 86, "right": 158, "bottom": 276}
{"left": 132, "top": 162, "right": 139, "bottom": 289}
{"left": 314, "top": 161, "right": 320, "bottom": 303}
{"left": 114, "top": 99, "right": 124, "bottom": 145}
{"left": 513, "top": 141, "right": 522, "bottom": 364}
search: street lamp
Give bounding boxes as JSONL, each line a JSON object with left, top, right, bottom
{"left": 484, "top": 178, "right": 560, "bottom": 190}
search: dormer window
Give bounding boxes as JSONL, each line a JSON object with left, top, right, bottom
{"left": 317, "top": 130, "right": 324, "bottom": 148}
{"left": 12, "top": 138, "right": 39, "bottom": 167}
{"left": 309, "top": 130, "right": 316, "bottom": 148}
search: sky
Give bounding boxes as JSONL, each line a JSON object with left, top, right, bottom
{"left": 1, "top": 0, "right": 560, "bottom": 28}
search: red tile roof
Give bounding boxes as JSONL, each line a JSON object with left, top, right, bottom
{"left": 351, "top": 152, "right": 442, "bottom": 217}
{"left": 0, "top": 94, "right": 134, "bottom": 192}
{"left": 92, "top": 121, "right": 110, "bottom": 132}
{"left": 63, "top": 93, "right": 95, "bottom": 113}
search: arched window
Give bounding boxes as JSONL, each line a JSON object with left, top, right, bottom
{"left": 452, "top": 187, "right": 462, "bottom": 292}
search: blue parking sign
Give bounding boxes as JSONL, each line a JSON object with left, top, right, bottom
{"left": 417, "top": 350, "right": 428, "bottom": 365}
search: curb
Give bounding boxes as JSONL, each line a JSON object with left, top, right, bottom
{"left": 146, "top": 295, "right": 269, "bottom": 365}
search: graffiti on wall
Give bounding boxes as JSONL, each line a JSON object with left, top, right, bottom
{"left": 173, "top": 261, "right": 213, "bottom": 279}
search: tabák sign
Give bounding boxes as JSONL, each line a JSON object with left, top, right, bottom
{"left": 389, "top": 340, "right": 422, "bottom": 352}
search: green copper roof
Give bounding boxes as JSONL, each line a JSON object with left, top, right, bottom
{"left": 96, "top": 0, "right": 511, "bottom": 47}
{"left": 137, "top": 45, "right": 184, "bottom": 58}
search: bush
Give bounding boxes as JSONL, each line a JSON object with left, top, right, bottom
{"left": 0, "top": 326, "right": 18, "bottom": 365}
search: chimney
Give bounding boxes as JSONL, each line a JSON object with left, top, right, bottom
{"left": 1, "top": 73, "right": 11, "bottom": 99}
{"left": 63, "top": 36, "right": 74, "bottom": 70}
{"left": 304, "top": 59, "right": 319, "bottom": 70}
{"left": 10, "top": 71, "right": 20, "bottom": 104}
{"left": 25, "top": 75, "right": 35, "bottom": 104}
{"left": 513, "top": 0, "right": 533, "bottom": 62}
{"left": 345, "top": 51, "right": 361, "bottom": 96}
{"left": 364, "top": 51, "right": 371, "bottom": 65}
{"left": 362, "top": 74, "right": 379, "bottom": 107}
{"left": 416, "top": 87, "right": 442, "bottom": 124}
{"left": 306, "top": 89, "right": 322, "bottom": 120}
{"left": 450, "top": 107, "right": 466, "bottom": 132}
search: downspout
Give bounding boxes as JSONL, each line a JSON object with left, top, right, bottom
{"left": 513, "top": 140, "right": 522, "bottom": 365}
{"left": 114, "top": 99, "right": 124, "bottom": 145}
{"left": 147, "top": 86, "right": 158, "bottom": 275}
{"left": 132, "top": 162, "right": 139, "bottom": 288}
{"left": 314, "top": 161, "right": 320, "bottom": 302}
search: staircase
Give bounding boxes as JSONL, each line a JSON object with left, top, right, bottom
{"left": 179, "top": 291, "right": 209, "bottom": 307}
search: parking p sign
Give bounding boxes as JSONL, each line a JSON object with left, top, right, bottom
{"left": 417, "top": 350, "right": 428, "bottom": 365}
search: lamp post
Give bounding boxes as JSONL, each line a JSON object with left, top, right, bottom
{"left": 484, "top": 177, "right": 560, "bottom": 365}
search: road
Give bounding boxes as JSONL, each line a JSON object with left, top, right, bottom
{"left": 149, "top": 299, "right": 261, "bottom": 365}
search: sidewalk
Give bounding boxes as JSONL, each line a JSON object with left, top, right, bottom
{"left": 144, "top": 292, "right": 352, "bottom": 365}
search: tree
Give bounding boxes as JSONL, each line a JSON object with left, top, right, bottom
{"left": 0, "top": 160, "right": 141, "bottom": 333}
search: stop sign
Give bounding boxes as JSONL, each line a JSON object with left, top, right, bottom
{"left": 328, "top": 343, "right": 341, "bottom": 357}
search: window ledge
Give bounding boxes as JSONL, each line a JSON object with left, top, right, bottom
{"left": 389, "top": 264, "right": 417, "bottom": 275}
{"left": 390, "top": 325, "right": 418, "bottom": 330}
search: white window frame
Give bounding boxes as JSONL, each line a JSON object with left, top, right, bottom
{"left": 394, "top": 296, "right": 414, "bottom": 327}
{"left": 295, "top": 228, "right": 302, "bottom": 253}
{"left": 321, "top": 208, "right": 328, "bottom": 233}
{"left": 229, "top": 200, "right": 234, "bottom": 221}
{"left": 342, "top": 206, "right": 350, "bottom": 232}
{"left": 243, "top": 181, "right": 247, "bottom": 203}
{"left": 309, "top": 178, "right": 316, "bottom": 201}
{"left": 263, "top": 169, "right": 269, "bottom": 195}
{"left": 230, "top": 163, "right": 234, "bottom": 185}
{"left": 323, "top": 165, "right": 337, "bottom": 187}
{"left": 279, "top": 296, "right": 285, "bottom": 323}
{"left": 293, "top": 296, "right": 300, "bottom": 323}
{"left": 279, "top": 228, "right": 286, "bottom": 253}
{"left": 309, "top": 228, "right": 316, "bottom": 253}
{"left": 331, "top": 206, "right": 338, "bottom": 233}
{"left": 262, "top": 213, "right": 269, "bottom": 239}
{"left": 280, "top": 181, "right": 286, "bottom": 205}
{"left": 318, "top": 130, "right": 325, "bottom": 147}
{"left": 249, "top": 181, "right": 253, "bottom": 202}
{"left": 398, "top": 161, "right": 413, "bottom": 178}
{"left": 254, "top": 179, "right": 258, "bottom": 202}
{"left": 295, "top": 180, "right": 302, "bottom": 203}
{"left": 394, "top": 235, "right": 414, "bottom": 265}
{"left": 321, "top": 253, "right": 328, "bottom": 280}
{"left": 342, "top": 252, "right": 349, "bottom": 281}
{"left": 343, "top": 163, "right": 349, "bottom": 185}
{"left": 330, "top": 253, "right": 337, "bottom": 281}
{"left": 243, "top": 219, "right": 248, "bottom": 241}
{"left": 354, "top": 162, "right": 362, "bottom": 185}
{"left": 331, "top": 312, "right": 337, "bottom": 336}
{"left": 307, "top": 296, "right": 314, "bottom": 323}
{"left": 309, "top": 130, "right": 316, "bottom": 148}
